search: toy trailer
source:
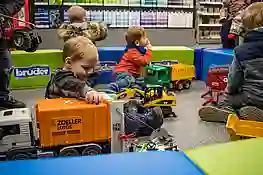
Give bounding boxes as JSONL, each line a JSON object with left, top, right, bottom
{"left": 226, "top": 114, "right": 263, "bottom": 140}
{"left": 169, "top": 63, "right": 195, "bottom": 90}
{"left": 0, "top": 99, "right": 127, "bottom": 161}
{"left": 145, "top": 62, "right": 195, "bottom": 90}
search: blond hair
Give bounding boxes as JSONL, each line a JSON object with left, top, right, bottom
{"left": 62, "top": 36, "right": 97, "bottom": 62}
{"left": 67, "top": 5, "right": 86, "bottom": 23}
{"left": 242, "top": 2, "right": 263, "bottom": 30}
{"left": 126, "top": 26, "right": 147, "bottom": 44}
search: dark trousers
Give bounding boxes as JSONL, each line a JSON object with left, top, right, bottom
{"left": 0, "top": 49, "right": 11, "bottom": 101}
{"left": 219, "top": 93, "right": 247, "bottom": 112}
{"left": 220, "top": 20, "right": 237, "bottom": 49}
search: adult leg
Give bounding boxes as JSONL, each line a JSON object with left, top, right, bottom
{"left": 0, "top": 49, "right": 25, "bottom": 109}
{"left": 199, "top": 93, "right": 247, "bottom": 123}
{"left": 220, "top": 20, "right": 236, "bottom": 49}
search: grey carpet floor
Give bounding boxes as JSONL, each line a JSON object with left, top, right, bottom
{"left": 10, "top": 81, "right": 230, "bottom": 150}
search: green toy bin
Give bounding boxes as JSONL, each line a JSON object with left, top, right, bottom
{"left": 10, "top": 50, "right": 63, "bottom": 89}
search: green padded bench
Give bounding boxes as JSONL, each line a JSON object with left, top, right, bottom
{"left": 152, "top": 46, "right": 194, "bottom": 65}
{"left": 10, "top": 50, "right": 63, "bottom": 89}
{"left": 9, "top": 46, "right": 194, "bottom": 89}
{"left": 186, "top": 138, "right": 263, "bottom": 175}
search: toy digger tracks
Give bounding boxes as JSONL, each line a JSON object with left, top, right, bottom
{"left": 226, "top": 114, "right": 263, "bottom": 140}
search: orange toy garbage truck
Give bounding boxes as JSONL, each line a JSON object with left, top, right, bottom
{"left": 0, "top": 98, "right": 127, "bottom": 160}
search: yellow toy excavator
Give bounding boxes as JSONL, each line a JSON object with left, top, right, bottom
{"left": 117, "top": 85, "right": 177, "bottom": 118}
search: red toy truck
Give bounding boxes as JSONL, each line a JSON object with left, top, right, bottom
{"left": 2, "top": 0, "right": 42, "bottom": 52}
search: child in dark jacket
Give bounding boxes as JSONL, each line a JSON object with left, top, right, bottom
{"left": 45, "top": 36, "right": 109, "bottom": 103}
{"left": 199, "top": 2, "right": 263, "bottom": 123}
{"left": 107, "top": 26, "right": 152, "bottom": 93}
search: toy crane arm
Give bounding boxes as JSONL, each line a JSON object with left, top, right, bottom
{"left": 0, "top": 0, "right": 25, "bottom": 16}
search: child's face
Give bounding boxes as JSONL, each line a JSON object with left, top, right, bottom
{"left": 66, "top": 48, "right": 98, "bottom": 80}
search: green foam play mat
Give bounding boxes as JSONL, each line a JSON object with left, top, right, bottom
{"left": 186, "top": 138, "right": 263, "bottom": 175}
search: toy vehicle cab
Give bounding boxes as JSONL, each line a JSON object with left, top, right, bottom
{"left": 145, "top": 65, "right": 171, "bottom": 88}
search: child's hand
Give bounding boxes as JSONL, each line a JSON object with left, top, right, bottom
{"left": 85, "top": 91, "right": 108, "bottom": 104}
{"left": 145, "top": 38, "right": 152, "bottom": 50}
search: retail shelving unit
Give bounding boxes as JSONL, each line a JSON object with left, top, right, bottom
{"left": 196, "top": 0, "right": 223, "bottom": 44}
{"left": 33, "top": 0, "right": 195, "bottom": 29}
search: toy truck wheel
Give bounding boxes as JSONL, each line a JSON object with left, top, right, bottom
{"left": 25, "top": 44, "right": 38, "bottom": 52}
{"left": 59, "top": 148, "right": 80, "bottom": 157}
{"left": 183, "top": 80, "right": 191, "bottom": 89}
{"left": 11, "top": 153, "right": 31, "bottom": 160}
{"left": 13, "top": 32, "right": 31, "bottom": 51}
{"left": 13, "top": 32, "right": 25, "bottom": 49}
{"left": 82, "top": 144, "right": 102, "bottom": 156}
{"left": 176, "top": 82, "right": 184, "bottom": 91}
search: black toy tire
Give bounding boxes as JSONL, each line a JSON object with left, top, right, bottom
{"left": 11, "top": 153, "right": 31, "bottom": 160}
{"left": 183, "top": 80, "right": 191, "bottom": 89}
{"left": 13, "top": 32, "right": 25, "bottom": 50}
{"left": 169, "top": 112, "right": 178, "bottom": 118}
{"left": 82, "top": 144, "right": 102, "bottom": 156}
{"left": 59, "top": 148, "right": 80, "bottom": 157}
{"left": 25, "top": 43, "right": 38, "bottom": 52}
{"left": 13, "top": 32, "right": 31, "bottom": 51}
{"left": 176, "top": 82, "right": 184, "bottom": 91}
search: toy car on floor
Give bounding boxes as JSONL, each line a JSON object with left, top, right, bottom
{"left": 201, "top": 65, "right": 229, "bottom": 106}
{"left": 117, "top": 84, "right": 177, "bottom": 118}
{"left": 226, "top": 114, "right": 263, "bottom": 140}
{"left": 0, "top": 98, "right": 164, "bottom": 161}
{"left": 144, "top": 60, "right": 195, "bottom": 90}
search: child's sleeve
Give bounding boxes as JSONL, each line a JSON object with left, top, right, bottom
{"left": 0, "top": 0, "right": 25, "bottom": 16}
{"left": 128, "top": 49, "right": 152, "bottom": 66}
{"left": 230, "top": 10, "right": 244, "bottom": 35}
{"left": 220, "top": 7, "right": 227, "bottom": 21}
{"left": 226, "top": 55, "right": 244, "bottom": 95}
{"left": 57, "top": 76, "right": 94, "bottom": 98}
{"left": 85, "top": 21, "right": 108, "bottom": 42}
{"left": 57, "top": 23, "right": 70, "bottom": 41}
{"left": 219, "top": 0, "right": 230, "bottom": 21}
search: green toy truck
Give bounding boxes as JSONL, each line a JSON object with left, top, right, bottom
{"left": 144, "top": 61, "right": 195, "bottom": 90}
